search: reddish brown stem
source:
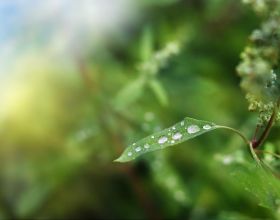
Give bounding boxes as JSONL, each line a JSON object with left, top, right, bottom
{"left": 253, "top": 110, "right": 276, "bottom": 148}
{"left": 252, "top": 98, "right": 280, "bottom": 149}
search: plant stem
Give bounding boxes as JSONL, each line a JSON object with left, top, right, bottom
{"left": 216, "top": 125, "right": 251, "bottom": 146}
{"left": 253, "top": 110, "right": 276, "bottom": 148}
{"left": 255, "top": 149, "right": 280, "bottom": 159}
{"left": 253, "top": 97, "right": 280, "bottom": 149}
{"left": 216, "top": 125, "right": 261, "bottom": 165}
{"left": 249, "top": 141, "right": 262, "bottom": 166}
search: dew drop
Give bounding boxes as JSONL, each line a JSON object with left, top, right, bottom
{"left": 171, "top": 140, "right": 175, "bottom": 144}
{"left": 203, "top": 124, "right": 212, "bottom": 130}
{"left": 135, "top": 147, "right": 142, "bottom": 152}
{"left": 133, "top": 143, "right": 136, "bottom": 146}
{"left": 187, "top": 125, "right": 200, "bottom": 134}
{"left": 144, "top": 144, "right": 150, "bottom": 149}
{"left": 151, "top": 135, "right": 155, "bottom": 139}
{"left": 172, "top": 132, "right": 182, "bottom": 140}
{"left": 128, "top": 152, "right": 133, "bottom": 157}
{"left": 158, "top": 136, "right": 168, "bottom": 144}
{"left": 172, "top": 126, "right": 176, "bottom": 130}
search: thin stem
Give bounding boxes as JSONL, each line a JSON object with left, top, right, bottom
{"left": 216, "top": 125, "right": 250, "bottom": 146}
{"left": 253, "top": 124, "right": 261, "bottom": 140}
{"left": 254, "top": 150, "right": 280, "bottom": 178}
{"left": 253, "top": 109, "right": 276, "bottom": 148}
{"left": 249, "top": 142, "right": 262, "bottom": 166}
{"left": 255, "top": 149, "right": 280, "bottom": 159}
{"left": 216, "top": 125, "right": 261, "bottom": 165}
{"left": 251, "top": 124, "right": 261, "bottom": 147}
{"left": 253, "top": 97, "right": 280, "bottom": 149}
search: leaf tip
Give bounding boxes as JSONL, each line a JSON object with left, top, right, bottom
{"left": 113, "top": 157, "right": 123, "bottom": 163}
{"left": 113, "top": 155, "right": 131, "bottom": 163}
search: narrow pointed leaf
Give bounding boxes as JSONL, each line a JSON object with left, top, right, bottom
{"left": 115, "top": 117, "right": 218, "bottom": 162}
{"left": 114, "top": 77, "right": 146, "bottom": 109}
{"left": 149, "top": 79, "right": 169, "bottom": 106}
{"left": 139, "top": 25, "right": 154, "bottom": 61}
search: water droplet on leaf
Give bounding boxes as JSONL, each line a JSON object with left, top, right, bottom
{"left": 172, "top": 132, "right": 182, "bottom": 140}
{"left": 158, "top": 136, "right": 168, "bottom": 144}
{"left": 115, "top": 117, "right": 219, "bottom": 162}
{"left": 203, "top": 124, "right": 212, "bottom": 130}
{"left": 187, "top": 125, "right": 200, "bottom": 134}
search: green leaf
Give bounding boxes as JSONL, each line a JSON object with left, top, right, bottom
{"left": 149, "top": 79, "right": 169, "bottom": 106}
{"left": 114, "top": 77, "right": 146, "bottom": 109}
{"left": 231, "top": 162, "right": 280, "bottom": 210}
{"left": 139, "top": 25, "right": 154, "bottom": 61}
{"left": 115, "top": 117, "right": 217, "bottom": 162}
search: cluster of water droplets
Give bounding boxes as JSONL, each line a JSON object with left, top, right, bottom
{"left": 127, "top": 121, "right": 213, "bottom": 157}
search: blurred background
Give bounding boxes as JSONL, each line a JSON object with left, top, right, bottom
{"left": 1, "top": 0, "right": 280, "bottom": 219}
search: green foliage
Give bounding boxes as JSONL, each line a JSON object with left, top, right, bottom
{"left": 150, "top": 152, "right": 191, "bottom": 206}
{"left": 231, "top": 162, "right": 280, "bottom": 210}
{"left": 114, "top": 40, "right": 180, "bottom": 110}
{"left": 242, "top": 0, "right": 279, "bottom": 14}
{"left": 114, "top": 0, "right": 280, "bottom": 218}
{"left": 3, "top": 0, "right": 280, "bottom": 219}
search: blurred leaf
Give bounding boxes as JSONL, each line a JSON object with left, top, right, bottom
{"left": 17, "top": 185, "right": 51, "bottom": 217}
{"left": 150, "top": 153, "right": 191, "bottom": 206}
{"left": 139, "top": 25, "right": 154, "bottom": 61}
{"left": 263, "top": 142, "right": 276, "bottom": 163}
{"left": 114, "top": 77, "right": 146, "bottom": 109}
{"left": 231, "top": 163, "right": 280, "bottom": 211}
{"left": 149, "top": 79, "right": 169, "bottom": 106}
{"left": 115, "top": 117, "right": 217, "bottom": 162}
